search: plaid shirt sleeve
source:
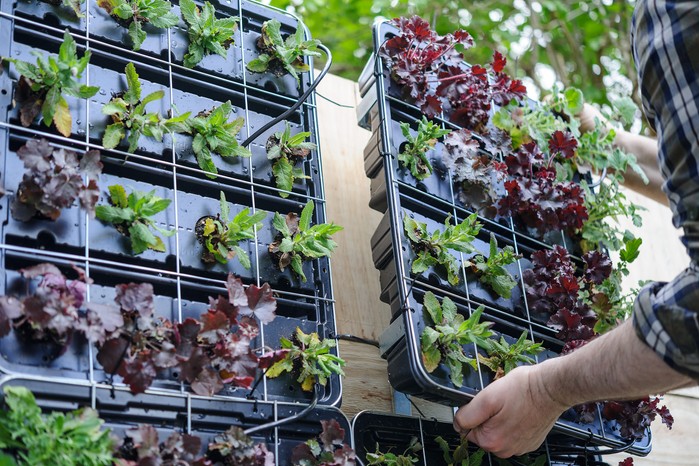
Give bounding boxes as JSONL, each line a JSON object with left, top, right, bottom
{"left": 631, "top": 0, "right": 699, "bottom": 379}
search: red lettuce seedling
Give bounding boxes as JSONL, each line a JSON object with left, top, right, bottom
{"left": 498, "top": 138, "right": 588, "bottom": 237}
{"left": 0, "top": 263, "right": 122, "bottom": 353}
{"left": 291, "top": 419, "right": 356, "bottom": 466}
{"left": 114, "top": 425, "right": 209, "bottom": 465}
{"left": 442, "top": 129, "right": 507, "bottom": 215}
{"left": 98, "top": 275, "right": 276, "bottom": 396}
{"left": 379, "top": 17, "right": 526, "bottom": 130}
{"left": 207, "top": 426, "right": 274, "bottom": 466}
{"left": 11, "top": 138, "right": 102, "bottom": 222}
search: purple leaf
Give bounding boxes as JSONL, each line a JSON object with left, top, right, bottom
{"left": 115, "top": 283, "right": 155, "bottom": 317}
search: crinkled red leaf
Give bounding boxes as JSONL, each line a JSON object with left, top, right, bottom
{"left": 115, "top": 283, "right": 155, "bottom": 317}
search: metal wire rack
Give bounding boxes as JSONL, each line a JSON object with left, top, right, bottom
{"left": 0, "top": 0, "right": 342, "bottom": 405}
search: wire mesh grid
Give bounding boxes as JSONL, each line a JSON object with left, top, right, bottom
{"left": 363, "top": 20, "right": 650, "bottom": 455}
{"left": 0, "top": 0, "right": 341, "bottom": 405}
{"left": 0, "top": 374, "right": 353, "bottom": 465}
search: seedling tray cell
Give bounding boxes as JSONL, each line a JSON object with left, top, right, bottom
{"left": 352, "top": 411, "right": 620, "bottom": 466}
{"left": 0, "top": 376, "right": 352, "bottom": 466}
{"left": 12, "top": 0, "right": 86, "bottom": 33}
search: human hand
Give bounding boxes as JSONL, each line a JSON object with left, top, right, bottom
{"left": 452, "top": 365, "right": 568, "bottom": 458}
{"left": 577, "top": 103, "right": 609, "bottom": 134}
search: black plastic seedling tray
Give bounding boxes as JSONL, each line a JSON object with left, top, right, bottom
{"left": 358, "top": 20, "right": 652, "bottom": 455}
{"left": 352, "top": 411, "right": 618, "bottom": 466}
{"left": 0, "top": 0, "right": 340, "bottom": 405}
{"left": 0, "top": 375, "right": 352, "bottom": 465}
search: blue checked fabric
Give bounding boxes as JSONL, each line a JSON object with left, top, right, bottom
{"left": 631, "top": 0, "right": 699, "bottom": 379}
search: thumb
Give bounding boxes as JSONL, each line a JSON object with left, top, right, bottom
{"left": 453, "top": 394, "right": 499, "bottom": 434}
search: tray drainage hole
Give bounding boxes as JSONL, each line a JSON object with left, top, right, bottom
{"left": 37, "top": 230, "right": 56, "bottom": 249}
{"left": 172, "top": 371, "right": 178, "bottom": 379}
{"left": 398, "top": 141, "right": 408, "bottom": 154}
{"left": 1, "top": 89, "right": 6, "bottom": 95}
{"left": 288, "top": 385, "right": 295, "bottom": 392}
{"left": 278, "top": 277, "right": 291, "bottom": 288}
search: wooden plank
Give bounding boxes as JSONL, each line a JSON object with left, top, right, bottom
{"left": 316, "top": 72, "right": 391, "bottom": 341}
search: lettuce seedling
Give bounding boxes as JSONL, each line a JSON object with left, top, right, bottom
{"left": 479, "top": 331, "right": 543, "bottom": 380}
{"left": 420, "top": 292, "right": 493, "bottom": 387}
{"left": 95, "top": 184, "right": 175, "bottom": 255}
{"left": 266, "top": 121, "right": 315, "bottom": 197}
{"left": 196, "top": 191, "right": 266, "bottom": 268}
{"left": 291, "top": 419, "right": 355, "bottom": 466}
{"left": 435, "top": 437, "right": 486, "bottom": 466}
{"left": 207, "top": 426, "right": 274, "bottom": 465}
{"left": 102, "top": 63, "right": 189, "bottom": 153}
{"left": 97, "top": 0, "right": 178, "bottom": 51}
{"left": 187, "top": 101, "right": 251, "bottom": 178}
{"left": 180, "top": 0, "right": 238, "bottom": 68}
{"left": 268, "top": 200, "right": 343, "bottom": 282}
{"left": 247, "top": 19, "right": 321, "bottom": 83}
{"left": 0, "top": 387, "right": 115, "bottom": 466}
{"left": 465, "top": 233, "right": 519, "bottom": 300}
{"left": 264, "top": 327, "right": 345, "bottom": 392}
{"left": 0, "top": 263, "right": 123, "bottom": 353}
{"left": 115, "top": 425, "right": 207, "bottom": 465}
{"left": 366, "top": 437, "right": 421, "bottom": 466}
{"left": 11, "top": 138, "right": 102, "bottom": 222}
{"left": 403, "top": 212, "right": 481, "bottom": 286}
{"left": 3, "top": 31, "right": 99, "bottom": 137}
{"left": 398, "top": 116, "right": 450, "bottom": 181}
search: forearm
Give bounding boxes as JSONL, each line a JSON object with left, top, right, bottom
{"left": 532, "top": 320, "right": 694, "bottom": 408}
{"left": 612, "top": 129, "right": 668, "bottom": 206}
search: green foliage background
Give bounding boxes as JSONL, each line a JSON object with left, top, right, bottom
{"left": 266, "top": 0, "right": 638, "bottom": 108}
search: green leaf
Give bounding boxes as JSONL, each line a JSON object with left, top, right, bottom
{"left": 102, "top": 123, "right": 125, "bottom": 149}
{"left": 273, "top": 212, "right": 291, "bottom": 238}
{"left": 422, "top": 291, "right": 442, "bottom": 324}
{"left": 421, "top": 338, "right": 441, "bottom": 372}
{"left": 129, "top": 222, "right": 159, "bottom": 254}
{"left": 140, "top": 198, "right": 171, "bottom": 217}
{"left": 299, "top": 200, "right": 314, "bottom": 232}
{"left": 272, "top": 156, "right": 294, "bottom": 197}
{"left": 95, "top": 205, "right": 132, "bottom": 224}
{"left": 123, "top": 62, "right": 141, "bottom": 104}
{"left": 564, "top": 87, "right": 584, "bottom": 114}
{"left": 247, "top": 54, "right": 271, "bottom": 73}
{"left": 218, "top": 191, "right": 230, "bottom": 223}
{"left": 179, "top": 0, "right": 197, "bottom": 25}
{"left": 290, "top": 254, "right": 306, "bottom": 281}
{"left": 620, "top": 237, "right": 642, "bottom": 263}
{"left": 52, "top": 95, "right": 72, "bottom": 137}
{"left": 108, "top": 184, "right": 128, "bottom": 208}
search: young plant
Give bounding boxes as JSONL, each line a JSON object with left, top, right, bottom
{"left": 0, "top": 263, "right": 123, "bottom": 353}
{"left": 207, "top": 426, "right": 274, "bottom": 465}
{"left": 398, "top": 116, "right": 451, "bottom": 181}
{"left": 95, "top": 184, "right": 175, "bottom": 255}
{"left": 115, "top": 425, "right": 207, "bottom": 465}
{"left": 10, "top": 138, "right": 102, "bottom": 222}
{"left": 187, "top": 101, "right": 251, "bottom": 178}
{"left": 102, "top": 62, "right": 189, "bottom": 153}
{"left": 263, "top": 327, "right": 345, "bottom": 392}
{"left": 3, "top": 31, "right": 99, "bottom": 137}
{"left": 366, "top": 437, "right": 421, "bottom": 466}
{"left": 268, "top": 200, "right": 343, "bottom": 282}
{"left": 479, "top": 331, "right": 543, "bottom": 380}
{"left": 465, "top": 233, "right": 519, "bottom": 300}
{"left": 441, "top": 129, "right": 507, "bottom": 215}
{"left": 247, "top": 19, "right": 321, "bottom": 83}
{"left": 180, "top": 0, "right": 238, "bottom": 68}
{"left": 403, "top": 212, "right": 481, "bottom": 286}
{"left": 97, "top": 0, "right": 178, "bottom": 51}
{"left": 0, "top": 386, "right": 115, "bottom": 466}
{"left": 176, "top": 275, "right": 277, "bottom": 396}
{"left": 420, "top": 292, "right": 493, "bottom": 387}
{"left": 435, "top": 437, "right": 485, "bottom": 466}
{"left": 196, "top": 191, "right": 266, "bottom": 268}
{"left": 291, "top": 419, "right": 356, "bottom": 466}
{"left": 266, "top": 121, "right": 316, "bottom": 198}
{"left": 46, "top": 0, "right": 84, "bottom": 17}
